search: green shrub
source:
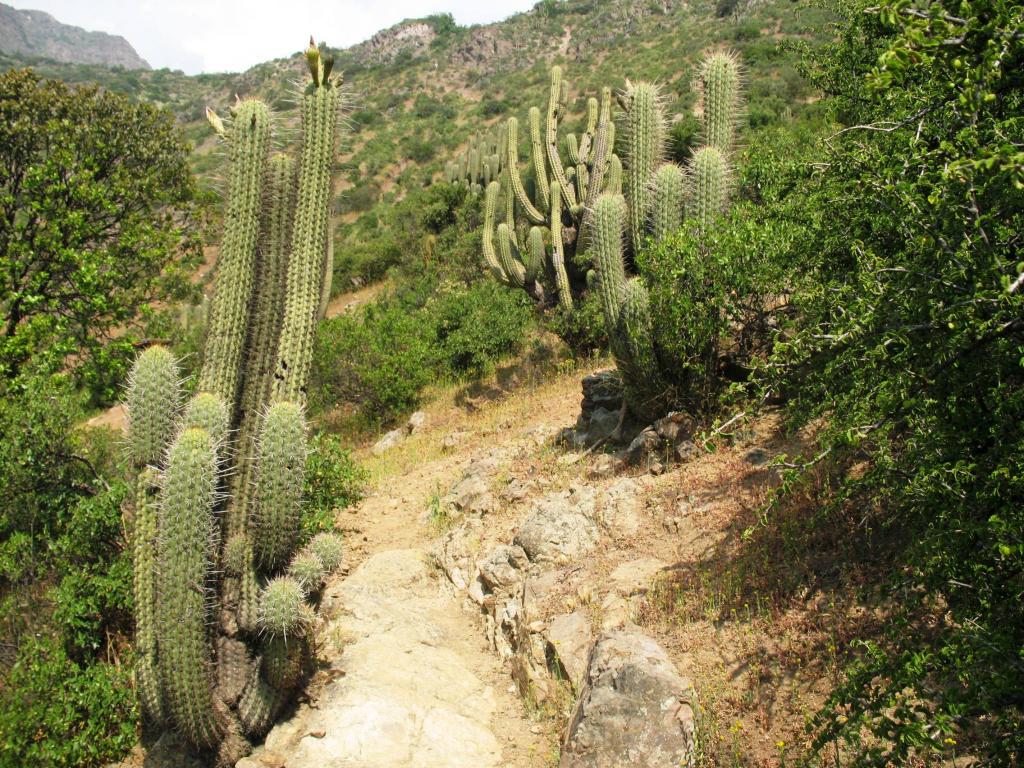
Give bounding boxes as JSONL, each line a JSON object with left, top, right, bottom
{"left": 302, "top": 433, "right": 367, "bottom": 537}
{"left": 51, "top": 483, "right": 132, "bottom": 660}
{"left": 429, "top": 283, "right": 533, "bottom": 377}
{"left": 0, "top": 635, "right": 137, "bottom": 768}
{"left": 310, "top": 303, "right": 436, "bottom": 422}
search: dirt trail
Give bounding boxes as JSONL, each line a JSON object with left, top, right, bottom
{"left": 242, "top": 370, "right": 588, "bottom": 768}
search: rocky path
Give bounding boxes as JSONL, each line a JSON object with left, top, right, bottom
{"left": 241, "top": 409, "right": 558, "bottom": 768}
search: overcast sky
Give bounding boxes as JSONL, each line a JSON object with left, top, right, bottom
{"left": 7, "top": 0, "right": 537, "bottom": 74}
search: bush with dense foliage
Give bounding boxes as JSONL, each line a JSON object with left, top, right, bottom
{"left": 0, "top": 70, "right": 201, "bottom": 404}
{"left": 311, "top": 280, "right": 534, "bottom": 423}
{"left": 758, "top": 0, "right": 1023, "bottom": 762}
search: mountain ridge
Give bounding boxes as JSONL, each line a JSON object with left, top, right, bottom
{"left": 0, "top": 2, "right": 149, "bottom": 70}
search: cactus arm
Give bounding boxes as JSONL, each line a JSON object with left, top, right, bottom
{"left": 688, "top": 145, "right": 731, "bottom": 231}
{"left": 577, "top": 96, "right": 598, "bottom": 164}
{"left": 545, "top": 67, "right": 578, "bottom": 212}
{"left": 198, "top": 99, "right": 272, "bottom": 410}
{"left": 527, "top": 107, "right": 550, "bottom": 213}
{"left": 700, "top": 51, "right": 743, "bottom": 154}
{"left": 505, "top": 117, "right": 546, "bottom": 226}
{"left": 252, "top": 402, "right": 308, "bottom": 569}
{"left": 125, "top": 346, "right": 181, "bottom": 470}
{"left": 482, "top": 181, "right": 511, "bottom": 284}
{"left": 623, "top": 81, "right": 666, "bottom": 255}
{"left": 592, "top": 193, "right": 629, "bottom": 330}
{"left": 133, "top": 467, "right": 164, "bottom": 723}
{"left": 604, "top": 153, "right": 623, "bottom": 195}
{"left": 497, "top": 223, "right": 528, "bottom": 287}
{"left": 272, "top": 52, "right": 342, "bottom": 404}
{"left": 566, "top": 133, "right": 580, "bottom": 166}
{"left": 549, "top": 181, "right": 573, "bottom": 310}
{"left": 157, "top": 428, "right": 222, "bottom": 748}
{"left": 525, "top": 226, "right": 545, "bottom": 284}
{"left": 650, "top": 163, "right": 685, "bottom": 240}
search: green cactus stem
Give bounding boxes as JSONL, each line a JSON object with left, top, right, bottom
{"left": 505, "top": 116, "right": 546, "bottom": 225}
{"left": 308, "top": 531, "right": 344, "bottom": 572}
{"left": 258, "top": 576, "right": 308, "bottom": 639}
{"left": 622, "top": 81, "right": 666, "bottom": 256}
{"left": 125, "top": 346, "right": 181, "bottom": 469}
{"left": 688, "top": 145, "right": 731, "bottom": 231}
{"left": 252, "top": 401, "right": 307, "bottom": 569}
{"left": 272, "top": 42, "right": 342, "bottom": 403}
{"left": 699, "top": 50, "right": 742, "bottom": 154}
{"left": 181, "top": 392, "right": 230, "bottom": 450}
{"left": 288, "top": 549, "right": 326, "bottom": 595}
{"left": 198, "top": 99, "right": 272, "bottom": 410}
{"left": 133, "top": 467, "right": 164, "bottom": 723}
{"left": 650, "top": 163, "right": 685, "bottom": 241}
{"left": 157, "top": 427, "right": 221, "bottom": 747}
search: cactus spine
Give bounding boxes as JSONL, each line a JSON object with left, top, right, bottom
{"left": 125, "top": 41, "right": 349, "bottom": 761}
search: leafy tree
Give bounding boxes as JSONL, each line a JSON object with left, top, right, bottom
{"left": 770, "top": 0, "right": 1024, "bottom": 762}
{"left": 0, "top": 69, "right": 201, "bottom": 403}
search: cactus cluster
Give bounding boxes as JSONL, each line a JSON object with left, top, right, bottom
{"left": 592, "top": 51, "right": 744, "bottom": 421}
{"left": 445, "top": 128, "right": 506, "bottom": 193}
{"left": 480, "top": 67, "right": 620, "bottom": 310}
{"left": 470, "top": 52, "right": 743, "bottom": 423}
{"left": 124, "top": 41, "right": 347, "bottom": 764}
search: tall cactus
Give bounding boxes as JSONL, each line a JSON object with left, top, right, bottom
{"left": 272, "top": 46, "right": 342, "bottom": 404}
{"left": 157, "top": 427, "right": 221, "bottom": 748}
{"left": 198, "top": 100, "right": 272, "bottom": 411}
{"left": 125, "top": 40, "right": 349, "bottom": 762}
{"left": 621, "top": 81, "right": 666, "bottom": 256}
{"left": 481, "top": 67, "right": 618, "bottom": 310}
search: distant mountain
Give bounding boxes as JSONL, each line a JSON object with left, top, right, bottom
{"left": 0, "top": 2, "right": 148, "bottom": 69}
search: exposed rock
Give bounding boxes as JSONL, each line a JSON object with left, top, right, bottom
{"left": 514, "top": 488, "right": 600, "bottom": 564}
{"left": 561, "top": 631, "right": 697, "bottom": 768}
{"left": 608, "top": 558, "right": 666, "bottom": 597}
{"left": 597, "top": 478, "right": 644, "bottom": 538}
{"left": 260, "top": 550, "right": 505, "bottom": 767}
{"left": 478, "top": 544, "right": 530, "bottom": 592}
{"left": 502, "top": 477, "right": 536, "bottom": 503}
{"left": 587, "top": 407, "right": 620, "bottom": 443}
{"left": 674, "top": 440, "right": 699, "bottom": 463}
{"left": 372, "top": 427, "right": 405, "bottom": 455}
{"left": 653, "top": 411, "right": 696, "bottom": 443}
{"left": 581, "top": 370, "right": 624, "bottom": 414}
{"left": 0, "top": 3, "right": 149, "bottom": 69}
{"left": 407, "top": 410, "right": 429, "bottom": 434}
{"left": 623, "top": 427, "right": 662, "bottom": 466}
{"left": 446, "top": 472, "right": 497, "bottom": 516}
{"left": 545, "top": 612, "right": 593, "bottom": 692}
{"left": 442, "top": 430, "right": 469, "bottom": 451}
{"left": 588, "top": 453, "right": 624, "bottom": 479}
{"left": 354, "top": 20, "right": 437, "bottom": 65}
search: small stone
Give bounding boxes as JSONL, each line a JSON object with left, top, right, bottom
{"left": 545, "top": 611, "right": 593, "bottom": 691}
{"left": 649, "top": 461, "right": 664, "bottom": 475}
{"left": 588, "top": 453, "right": 623, "bottom": 479}
{"left": 478, "top": 544, "right": 530, "bottom": 591}
{"left": 654, "top": 411, "right": 695, "bottom": 443}
{"left": 406, "top": 410, "right": 428, "bottom": 434}
{"left": 674, "top": 439, "right": 699, "bottom": 463}
{"left": 372, "top": 428, "right": 404, "bottom": 455}
{"left": 306, "top": 729, "right": 326, "bottom": 739}
{"left": 441, "top": 430, "right": 468, "bottom": 451}
{"left": 663, "top": 516, "right": 682, "bottom": 533}
{"left": 624, "top": 427, "right": 661, "bottom": 466}
{"left": 586, "top": 406, "right": 620, "bottom": 443}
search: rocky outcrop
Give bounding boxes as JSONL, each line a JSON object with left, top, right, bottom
{"left": 0, "top": 3, "right": 149, "bottom": 69}
{"left": 353, "top": 20, "right": 436, "bottom": 65}
{"left": 561, "top": 630, "right": 697, "bottom": 768}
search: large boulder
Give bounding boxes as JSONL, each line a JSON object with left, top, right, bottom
{"left": 513, "top": 488, "right": 600, "bottom": 564}
{"left": 561, "top": 630, "right": 697, "bottom": 768}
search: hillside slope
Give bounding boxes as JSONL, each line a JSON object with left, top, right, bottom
{"left": 0, "top": 2, "right": 148, "bottom": 69}
{"left": 0, "top": 0, "right": 831, "bottom": 289}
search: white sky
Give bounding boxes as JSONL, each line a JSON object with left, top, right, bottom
{"left": 7, "top": 0, "right": 538, "bottom": 74}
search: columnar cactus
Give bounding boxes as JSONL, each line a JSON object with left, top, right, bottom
{"left": 481, "top": 67, "right": 618, "bottom": 309}
{"left": 444, "top": 127, "right": 505, "bottom": 193}
{"left": 124, "top": 40, "right": 349, "bottom": 764}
